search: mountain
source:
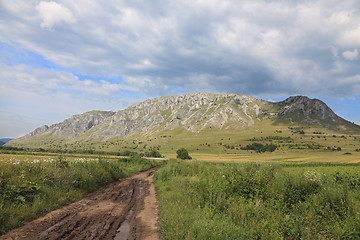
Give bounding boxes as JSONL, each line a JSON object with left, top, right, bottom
{"left": 276, "top": 96, "right": 356, "bottom": 130}
{"left": 19, "top": 110, "right": 115, "bottom": 140}
{"left": 0, "top": 138, "right": 14, "bottom": 145}
{"left": 7, "top": 93, "right": 360, "bottom": 152}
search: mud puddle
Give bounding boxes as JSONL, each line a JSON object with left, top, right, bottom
{"left": 1, "top": 166, "right": 162, "bottom": 240}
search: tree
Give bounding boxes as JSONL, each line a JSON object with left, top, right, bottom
{"left": 241, "top": 143, "right": 277, "bottom": 153}
{"left": 141, "top": 150, "right": 163, "bottom": 158}
{"left": 176, "top": 148, "right": 192, "bottom": 160}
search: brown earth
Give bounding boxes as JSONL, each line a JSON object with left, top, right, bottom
{"left": 0, "top": 166, "right": 162, "bottom": 240}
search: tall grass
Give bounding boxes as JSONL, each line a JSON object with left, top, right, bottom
{"left": 154, "top": 160, "right": 360, "bottom": 239}
{"left": 0, "top": 155, "right": 158, "bottom": 234}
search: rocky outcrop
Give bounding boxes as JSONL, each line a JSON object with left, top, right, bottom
{"left": 12, "top": 111, "right": 115, "bottom": 142}
{"left": 277, "top": 96, "right": 351, "bottom": 129}
{"left": 29, "top": 125, "right": 49, "bottom": 137}
{"left": 8, "top": 93, "right": 360, "bottom": 145}
{"left": 48, "top": 110, "right": 116, "bottom": 139}
{"left": 85, "top": 93, "right": 266, "bottom": 140}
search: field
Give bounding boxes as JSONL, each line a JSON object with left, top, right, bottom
{"left": 8, "top": 121, "right": 360, "bottom": 157}
{"left": 168, "top": 151, "right": 360, "bottom": 164}
{"left": 2, "top": 125, "right": 360, "bottom": 238}
{"left": 160, "top": 124, "right": 360, "bottom": 165}
{"left": 154, "top": 160, "right": 360, "bottom": 239}
{"left": 0, "top": 153, "right": 160, "bottom": 235}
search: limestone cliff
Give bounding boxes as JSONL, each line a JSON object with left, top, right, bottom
{"left": 8, "top": 93, "right": 360, "bottom": 146}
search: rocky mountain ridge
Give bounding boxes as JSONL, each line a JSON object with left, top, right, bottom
{"left": 8, "top": 93, "right": 360, "bottom": 146}
{"left": 21, "top": 111, "right": 115, "bottom": 140}
{"left": 277, "top": 96, "right": 348, "bottom": 126}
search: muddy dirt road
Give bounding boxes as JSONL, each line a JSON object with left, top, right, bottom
{"left": 1, "top": 166, "right": 162, "bottom": 240}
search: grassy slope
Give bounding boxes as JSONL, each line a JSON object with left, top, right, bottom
{"left": 7, "top": 117, "right": 360, "bottom": 163}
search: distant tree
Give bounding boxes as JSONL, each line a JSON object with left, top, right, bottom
{"left": 150, "top": 150, "right": 163, "bottom": 158}
{"left": 141, "top": 150, "right": 163, "bottom": 158}
{"left": 241, "top": 143, "right": 277, "bottom": 153}
{"left": 176, "top": 148, "right": 192, "bottom": 160}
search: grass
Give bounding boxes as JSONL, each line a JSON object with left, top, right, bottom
{"left": 7, "top": 120, "right": 360, "bottom": 159}
{"left": 154, "top": 160, "right": 360, "bottom": 239}
{"left": 188, "top": 151, "right": 360, "bottom": 164}
{"left": 4, "top": 117, "right": 359, "bottom": 238}
{"left": 0, "top": 154, "right": 160, "bottom": 235}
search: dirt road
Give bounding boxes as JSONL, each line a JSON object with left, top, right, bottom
{"left": 1, "top": 166, "right": 162, "bottom": 240}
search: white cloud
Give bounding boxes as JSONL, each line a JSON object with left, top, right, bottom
{"left": 36, "top": 1, "right": 76, "bottom": 29}
{"left": 338, "top": 74, "right": 360, "bottom": 85}
{"left": 1, "top": 0, "right": 360, "bottom": 99}
{"left": 334, "top": 74, "right": 360, "bottom": 96}
{"left": 342, "top": 49, "right": 359, "bottom": 60}
{"left": 1, "top": 0, "right": 360, "bottom": 137}
{"left": 0, "top": 64, "right": 137, "bottom": 97}
{"left": 338, "top": 27, "right": 360, "bottom": 47}
{"left": 0, "top": 63, "right": 146, "bottom": 137}
{"left": 127, "top": 59, "right": 155, "bottom": 70}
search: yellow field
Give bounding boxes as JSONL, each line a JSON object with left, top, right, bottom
{"left": 164, "top": 151, "right": 360, "bottom": 164}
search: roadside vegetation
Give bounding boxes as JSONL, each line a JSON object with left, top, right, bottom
{"left": 155, "top": 160, "right": 360, "bottom": 239}
{"left": 0, "top": 154, "right": 160, "bottom": 235}
{"left": 0, "top": 145, "right": 147, "bottom": 157}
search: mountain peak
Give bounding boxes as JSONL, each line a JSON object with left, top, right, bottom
{"left": 277, "top": 96, "right": 355, "bottom": 130}
{"left": 283, "top": 95, "right": 311, "bottom": 103}
{"left": 7, "top": 93, "right": 360, "bottom": 148}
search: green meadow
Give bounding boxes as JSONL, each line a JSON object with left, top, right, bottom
{"left": 2, "top": 122, "right": 360, "bottom": 238}
{"left": 154, "top": 160, "right": 360, "bottom": 239}
{"left": 151, "top": 123, "right": 360, "bottom": 239}
{"left": 8, "top": 120, "right": 360, "bottom": 157}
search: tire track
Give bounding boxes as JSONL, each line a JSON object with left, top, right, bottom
{"left": 0, "top": 166, "right": 162, "bottom": 240}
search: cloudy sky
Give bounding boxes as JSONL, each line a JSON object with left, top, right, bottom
{"left": 1, "top": 0, "right": 360, "bottom": 138}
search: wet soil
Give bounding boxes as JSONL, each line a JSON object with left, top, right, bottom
{"left": 1, "top": 166, "right": 162, "bottom": 240}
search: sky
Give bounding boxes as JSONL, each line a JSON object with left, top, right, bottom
{"left": 1, "top": 0, "right": 360, "bottom": 138}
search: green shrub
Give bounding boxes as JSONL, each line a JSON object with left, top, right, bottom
{"left": 241, "top": 143, "right": 277, "bottom": 153}
{"left": 140, "top": 150, "right": 163, "bottom": 158}
{"left": 176, "top": 148, "right": 192, "bottom": 159}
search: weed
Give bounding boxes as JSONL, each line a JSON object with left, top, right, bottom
{"left": 155, "top": 161, "right": 360, "bottom": 239}
{"left": 0, "top": 155, "right": 159, "bottom": 234}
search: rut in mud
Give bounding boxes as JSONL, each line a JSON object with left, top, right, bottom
{"left": 1, "top": 166, "right": 162, "bottom": 240}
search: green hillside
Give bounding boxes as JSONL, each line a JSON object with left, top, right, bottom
{"left": 6, "top": 93, "right": 360, "bottom": 155}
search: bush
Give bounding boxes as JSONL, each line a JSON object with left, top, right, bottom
{"left": 176, "top": 148, "right": 192, "bottom": 160}
{"left": 141, "top": 150, "right": 163, "bottom": 158}
{"left": 241, "top": 143, "right": 277, "bottom": 153}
